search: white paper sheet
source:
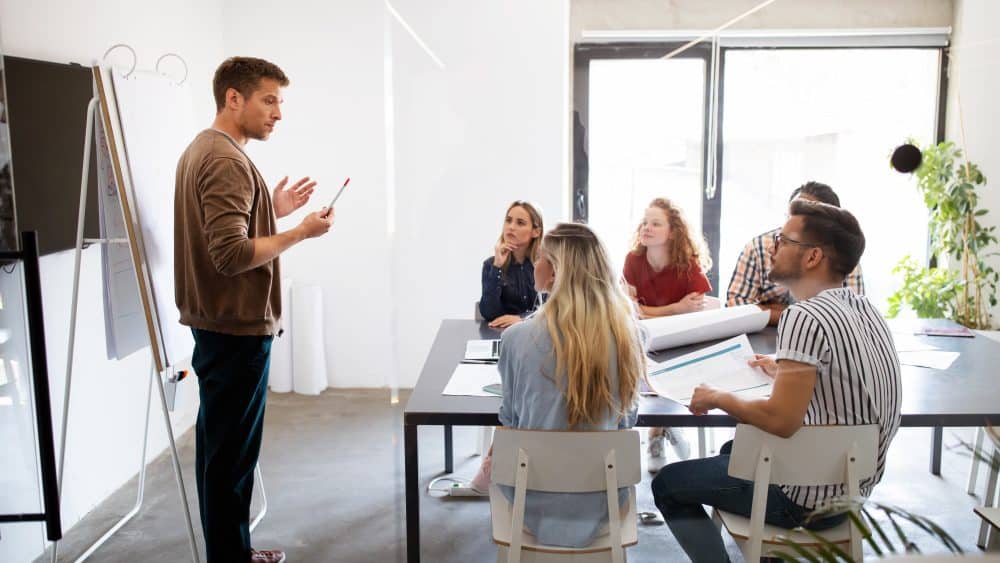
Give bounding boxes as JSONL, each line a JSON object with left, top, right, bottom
{"left": 95, "top": 113, "right": 147, "bottom": 361}
{"left": 442, "top": 364, "right": 502, "bottom": 397}
{"left": 646, "top": 334, "right": 772, "bottom": 405}
{"left": 640, "top": 305, "right": 769, "bottom": 351}
{"left": 898, "top": 350, "right": 960, "bottom": 370}
{"left": 108, "top": 69, "right": 196, "bottom": 369}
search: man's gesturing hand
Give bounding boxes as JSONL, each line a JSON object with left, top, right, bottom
{"left": 273, "top": 176, "right": 317, "bottom": 218}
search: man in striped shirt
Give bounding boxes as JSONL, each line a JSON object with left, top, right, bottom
{"left": 726, "top": 182, "right": 865, "bottom": 325}
{"left": 651, "top": 199, "right": 901, "bottom": 562}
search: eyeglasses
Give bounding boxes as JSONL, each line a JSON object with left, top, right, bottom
{"left": 773, "top": 232, "right": 818, "bottom": 249}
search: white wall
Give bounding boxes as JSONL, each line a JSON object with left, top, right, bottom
{"left": 947, "top": 0, "right": 1000, "bottom": 326}
{"left": 389, "top": 0, "right": 570, "bottom": 386}
{"left": 0, "top": 0, "right": 224, "bottom": 560}
{"left": 222, "top": 0, "right": 394, "bottom": 389}
{"left": 222, "top": 0, "right": 570, "bottom": 388}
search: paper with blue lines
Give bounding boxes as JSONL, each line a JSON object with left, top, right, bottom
{"left": 646, "top": 334, "right": 772, "bottom": 406}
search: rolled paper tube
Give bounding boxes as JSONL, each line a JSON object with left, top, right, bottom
{"left": 291, "top": 284, "right": 329, "bottom": 396}
{"left": 268, "top": 278, "right": 293, "bottom": 393}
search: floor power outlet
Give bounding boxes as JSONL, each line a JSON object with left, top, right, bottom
{"left": 448, "top": 483, "right": 488, "bottom": 497}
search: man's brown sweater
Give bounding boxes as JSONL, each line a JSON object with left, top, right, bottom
{"left": 174, "top": 129, "right": 281, "bottom": 336}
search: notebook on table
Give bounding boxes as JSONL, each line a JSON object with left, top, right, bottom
{"left": 465, "top": 339, "right": 501, "bottom": 362}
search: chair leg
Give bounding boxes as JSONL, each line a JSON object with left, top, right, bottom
{"left": 969, "top": 427, "right": 986, "bottom": 495}
{"left": 978, "top": 448, "right": 1000, "bottom": 548}
{"left": 478, "top": 426, "right": 494, "bottom": 457}
{"left": 697, "top": 427, "right": 707, "bottom": 458}
{"left": 988, "top": 525, "right": 1000, "bottom": 552}
{"left": 710, "top": 507, "right": 723, "bottom": 531}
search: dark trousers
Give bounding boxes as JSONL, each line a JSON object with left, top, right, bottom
{"left": 651, "top": 440, "right": 846, "bottom": 563}
{"left": 191, "top": 328, "right": 273, "bottom": 563}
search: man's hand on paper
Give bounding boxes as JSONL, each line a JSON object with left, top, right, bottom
{"left": 688, "top": 383, "right": 722, "bottom": 415}
{"left": 488, "top": 314, "right": 522, "bottom": 329}
{"left": 748, "top": 354, "right": 778, "bottom": 378}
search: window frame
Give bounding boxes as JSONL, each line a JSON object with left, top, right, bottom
{"left": 573, "top": 40, "right": 949, "bottom": 293}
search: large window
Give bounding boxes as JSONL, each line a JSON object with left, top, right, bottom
{"left": 587, "top": 57, "right": 707, "bottom": 273}
{"left": 575, "top": 40, "right": 944, "bottom": 312}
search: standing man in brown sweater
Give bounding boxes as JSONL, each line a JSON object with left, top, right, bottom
{"left": 175, "top": 57, "right": 333, "bottom": 563}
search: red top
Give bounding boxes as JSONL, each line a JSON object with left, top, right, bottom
{"left": 623, "top": 251, "right": 712, "bottom": 307}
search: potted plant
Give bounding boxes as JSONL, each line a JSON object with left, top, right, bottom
{"left": 887, "top": 141, "right": 999, "bottom": 329}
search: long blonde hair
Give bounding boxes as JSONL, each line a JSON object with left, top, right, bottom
{"left": 631, "top": 197, "right": 712, "bottom": 272}
{"left": 496, "top": 201, "right": 544, "bottom": 274}
{"left": 537, "top": 223, "right": 645, "bottom": 429}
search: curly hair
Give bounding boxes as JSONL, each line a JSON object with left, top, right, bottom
{"left": 213, "top": 57, "right": 289, "bottom": 112}
{"left": 630, "top": 197, "right": 712, "bottom": 273}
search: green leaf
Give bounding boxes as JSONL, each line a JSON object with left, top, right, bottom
{"left": 776, "top": 536, "right": 827, "bottom": 562}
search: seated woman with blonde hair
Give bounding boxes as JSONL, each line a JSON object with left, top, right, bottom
{"left": 479, "top": 200, "right": 544, "bottom": 329}
{"left": 473, "top": 222, "right": 646, "bottom": 547}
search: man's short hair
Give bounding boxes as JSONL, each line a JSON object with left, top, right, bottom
{"left": 213, "top": 57, "right": 289, "bottom": 112}
{"left": 789, "top": 199, "right": 865, "bottom": 279}
{"left": 790, "top": 181, "right": 840, "bottom": 207}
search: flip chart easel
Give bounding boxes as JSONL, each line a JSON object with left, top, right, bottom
{"left": 48, "top": 47, "right": 266, "bottom": 563}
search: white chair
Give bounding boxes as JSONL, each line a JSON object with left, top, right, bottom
{"left": 489, "top": 428, "right": 641, "bottom": 563}
{"left": 976, "top": 426, "right": 1000, "bottom": 550}
{"left": 712, "top": 424, "right": 879, "bottom": 563}
{"left": 969, "top": 427, "right": 989, "bottom": 494}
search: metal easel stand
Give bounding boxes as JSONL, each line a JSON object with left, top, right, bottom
{"left": 49, "top": 96, "right": 201, "bottom": 563}
{"left": 250, "top": 465, "right": 268, "bottom": 532}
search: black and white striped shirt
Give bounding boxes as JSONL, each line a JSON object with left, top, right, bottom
{"left": 775, "top": 287, "right": 902, "bottom": 510}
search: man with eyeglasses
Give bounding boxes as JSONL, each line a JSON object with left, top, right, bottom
{"left": 726, "top": 181, "right": 865, "bottom": 325}
{"left": 651, "top": 199, "right": 901, "bottom": 562}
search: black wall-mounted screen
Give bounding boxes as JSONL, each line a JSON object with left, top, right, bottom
{"left": 5, "top": 56, "right": 99, "bottom": 255}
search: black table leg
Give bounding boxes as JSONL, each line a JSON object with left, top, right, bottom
{"left": 444, "top": 425, "right": 454, "bottom": 473}
{"left": 405, "top": 423, "right": 420, "bottom": 563}
{"left": 930, "top": 426, "right": 943, "bottom": 475}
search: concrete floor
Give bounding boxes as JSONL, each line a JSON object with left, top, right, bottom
{"left": 38, "top": 388, "right": 994, "bottom": 562}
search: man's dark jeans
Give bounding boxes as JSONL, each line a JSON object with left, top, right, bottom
{"left": 651, "top": 441, "right": 846, "bottom": 562}
{"left": 191, "top": 328, "right": 273, "bottom": 563}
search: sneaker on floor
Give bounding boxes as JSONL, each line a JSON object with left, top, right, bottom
{"left": 647, "top": 433, "right": 666, "bottom": 474}
{"left": 664, "top": 428, "right": 691, "bottom": 460}
{"left": 468, "top": 453, "right": 492, "bottom": 494}
{"left": 250, "top": 549, "right": 286, "bottom": 563}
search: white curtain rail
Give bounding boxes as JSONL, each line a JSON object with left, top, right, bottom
{"left": 579, "top": 27, "right": 952, "bottom": 48}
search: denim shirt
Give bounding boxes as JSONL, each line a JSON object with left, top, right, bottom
{"left": 498, "top": 316, "right": 638, "bottom": 547}
{"left": 479, "top": 256, "right": 537, "bottom": 321}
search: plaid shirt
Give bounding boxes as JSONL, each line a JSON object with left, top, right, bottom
{"left": 726, "top": 228, "right": 865, "bottom": 306}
